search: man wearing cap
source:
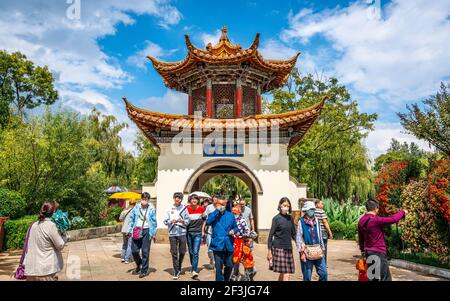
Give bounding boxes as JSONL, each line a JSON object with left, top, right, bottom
{"left": 163, "top": 192, "right": 189, "bottom": 280}
{"left": 296, "top": 200, "right": 328, "bottom": 281}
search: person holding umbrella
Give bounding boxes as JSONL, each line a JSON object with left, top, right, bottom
{"left": 119, "top": 201, "right": 136, "bottom": 264}
{"left": 128, "top": 192, "right": 157, "bottom": 278}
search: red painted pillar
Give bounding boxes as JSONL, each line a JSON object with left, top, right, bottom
{"left": 256, "top": 85, "right": 261, "bottom": 114}
{"left": 235, "top": 79, "right": 242, "bottom": 118}
{"left": 188, "top": 86, "right": 193, "bottom": 115}
{"left": 206, "top": 79, "right": 212, "bottom": 118}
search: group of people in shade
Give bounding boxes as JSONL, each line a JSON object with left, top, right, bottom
{"left": 17, "top": 192, "right": 406, "bottom": 281}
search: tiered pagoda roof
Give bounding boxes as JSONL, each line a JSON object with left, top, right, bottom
{"left": 124, "top": 27, "right": 325, "bottom": 150}
{"left": 147, "top": 26, "right": 300, "bottom": 93}
{"left": 123, "top": 96, "right": 326, "bottom": 149}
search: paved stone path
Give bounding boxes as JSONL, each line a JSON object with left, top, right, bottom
{"left": 0, "top": 234, "right": 444, "bottom": 281}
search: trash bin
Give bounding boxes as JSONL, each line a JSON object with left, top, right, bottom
{"left": 0, "top": 216, "right": 9, "bottom": 252}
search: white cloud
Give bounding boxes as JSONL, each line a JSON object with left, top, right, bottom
{"left": 127, "top": 40, "right": 177, "bottom": 70}
{"left": 281, "top": 0, "right": 450, "bottom": 103}
{"left": 259, "top": 39, "right": 297, "bottom": 60}
{"left": 200, "top": 29, "right": 222, "bottom": 47}
{"left": 140, "top": 89, "right": 187, "bottom": 114}
{"left": 364, "top": 121, "right": 434, "bottom": 160}
{"left": 258, "top": 39, "right": 334, "bottom": 77}
{"left": 0, "top": 0, "right": 182, "bottom": 152}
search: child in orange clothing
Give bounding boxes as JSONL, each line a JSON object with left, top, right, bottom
{"left": 231, "top": 206, "right": 256, "bottom": 281}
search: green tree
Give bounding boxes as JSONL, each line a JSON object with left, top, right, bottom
{"left": 0, "top": 110, "right": 108, "bottom": 224}
{"left": 397, "top": 82, "right": 450, "bottom": 155}
{"left": 86, "top": 108, "right": 135, "bottom": 186}
{"left": 375, "top": 138, "right": 430, "bottom": 178}
{"left": 132, "top": 133, "right": 159, "bottom": 187}
{"left": 202, "top": 175, "right": 251, "bottom": 200}
{"left": 0, "top": 50, "right": 58, "bottom": 120}
{"left": 266, "top": 69, "right": 377, "bottom": 202}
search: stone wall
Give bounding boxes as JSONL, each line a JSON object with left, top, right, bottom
{"left": 67, "top": 224, "right": 122, "bottom": 242}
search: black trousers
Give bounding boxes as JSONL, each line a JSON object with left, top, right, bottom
{"left": 131, "top": 229, "right": 151, "bottom": 274}
{"left": 169, "top": 235, "right": 187, "bottom": 274}
{"left": 366, "top": 251, "right": 392, "bottom": 281}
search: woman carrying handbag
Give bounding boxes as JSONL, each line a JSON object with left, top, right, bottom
{"left": 296, "top": 200, "right": 328, "bottom": 281}
{"left": 128, "top": 192, "right": 157, "bottom": 278}
{"left": 15, "top": 201, "right": 67, "bottom": 281}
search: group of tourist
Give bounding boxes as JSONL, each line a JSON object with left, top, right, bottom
{"left": 16, "top": 192, "right": 407, "bottom": 282}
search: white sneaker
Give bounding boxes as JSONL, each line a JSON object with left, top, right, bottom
{"left": 124, "top": 261, "right": 130, "bottom": 264}
{"left": 173, "top": 271, "right": 181, "bottom": 280}
{"left": 121, "top": 259, "right": 125, "bottom": 263}
{"left": 191, "top": 271, "right": 199, "bottom": 279}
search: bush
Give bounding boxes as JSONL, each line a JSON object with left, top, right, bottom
{"left": 106, "top": 206, "right": 123, "bottom": 222}
{"left": 344, "top": 223, "right": 358, "bottom": 240}
{"left": 3, "top": 215, "right": 37, "bottom": 250}
{"left": 374, "top": 160, "right": 411, "bottom": 215}
{"left": 401, "top": 180, "right": 450, "bottom": 264}
{"left": 70, "top": 216, "right": 87, "bottom": 230}
{"left": 0, "top": 188, "right": 26, "bottom": 219}
{"left": 330, "top": 221, "right": 346, "bottom": 239}
{"left": 428, "top": 158, "right": 450, "bottom": 222}
{"left": 323, "top": 198, "right": 365, "bottom": 225}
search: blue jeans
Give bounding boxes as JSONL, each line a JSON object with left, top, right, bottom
{"left": 121, "top": 233, "right": 133, "bottom": 262}
{"left": 186, "top": 232, "right": 202, "bottom": 273}
{"left": 205, "top": 233, "right": 215, "bottom": 264}
{"left": 131, "top": 228, "right": 151, "bottom": 274}
{"left": 214, "top": 251, "right": 233, "bottom": 281}
{"left": 301, "top": 257, "right": 328, "bottom": 281}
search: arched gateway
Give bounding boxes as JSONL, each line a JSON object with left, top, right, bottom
{"left": 124, "top": 27, "right": 325, "bottom": 243}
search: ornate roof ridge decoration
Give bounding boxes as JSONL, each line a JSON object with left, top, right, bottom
{"left": 123, "top": 96, "right": 327, "bottom": 149}
{"left": 146, "top": 26, "right": 300, "bottom": 92}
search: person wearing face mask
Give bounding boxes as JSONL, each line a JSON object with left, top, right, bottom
{"left": 267, "top": 197, "right": 296, "bottom": 281}
{"left": 186, "top": 194, "right": 206, "bottom": 279}
{"left": 206, "top": 195, "right": 238, "bottom": 281}
{"left": 296, "top": 200, "right": 327, "bottom": 281}
{"left": 128, "top": 192, "right": 157, "bottom": 278}
{"left": 163, "top": 192, "right": 189, "bottom": 280}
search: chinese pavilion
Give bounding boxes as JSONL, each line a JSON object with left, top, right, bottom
{"left": 124, "top": 27, "right": 324, "bottom": 242}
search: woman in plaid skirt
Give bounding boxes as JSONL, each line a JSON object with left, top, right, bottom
{"left": 267, "top": 197, "right": 296, "bottom": 281}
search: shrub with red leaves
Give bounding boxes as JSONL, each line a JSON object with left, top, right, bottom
{"left": 428, "top": 157, "right": 450, "bottom": 223}
{"left": 374, "top": 161, "right": 410, "bottom": 215}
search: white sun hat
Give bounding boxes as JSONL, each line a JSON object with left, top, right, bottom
{"left": 301, "top": 200, "right": 316, "bottom": 212}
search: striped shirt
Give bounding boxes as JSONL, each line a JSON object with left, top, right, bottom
{"left": 314, "top": 208, "right": 328, "bottom": 239}
{"left": 186, "top": 205, "right": 205, "bottom": 233}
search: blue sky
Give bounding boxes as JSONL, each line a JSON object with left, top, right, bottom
{"left": 1, "top": 0, "right": 449, "bottom": 158}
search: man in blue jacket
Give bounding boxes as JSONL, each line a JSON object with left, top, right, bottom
{"left": 206, "top": 195, "right": 238, "bottom": 281}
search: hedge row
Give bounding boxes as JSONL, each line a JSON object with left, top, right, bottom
{"left": 330, "top": 220, "right": 358, "bottom": 240}
{"left": 3, "top": 215, "right": 38, "bottom": 250}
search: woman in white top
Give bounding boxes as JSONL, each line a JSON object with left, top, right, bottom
{"left": 24, "top": 201, "right": 67, "bottom": 281}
